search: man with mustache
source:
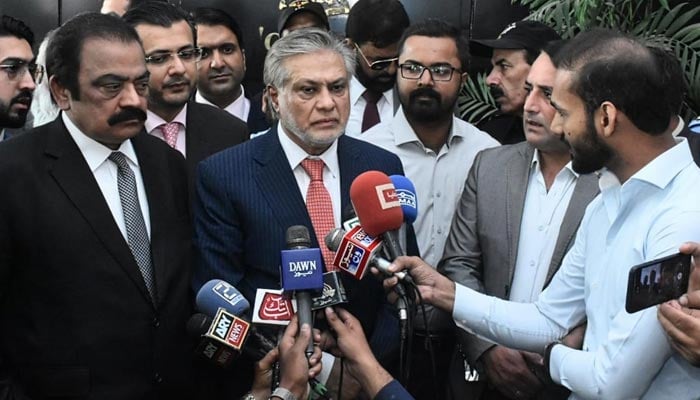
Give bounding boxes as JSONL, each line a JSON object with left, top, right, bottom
{"left": 361, "top": 19, "right": 498, "bottom": 399}
{"left": 470, "top": 21, "right": 560, "bottom": 145}
{"left": 344, "top": 0, "right": 409, "bottom": 136}
{"left": 385, "top": 29, "right": 700, "bottom": 399}
{"left": 123, "top": 2, "right": 248, "bottom": 189}
{"left": 0, "top": 12, "right": 197, "bottom": 398}
{"left": 0, "top": 15, "right": 37, "bottom": 141}
{"left": 192, "top": 7, "right": 269, "bottom": 134}
{"left": 440, "top": 41, "right": 599, "bottom": 400}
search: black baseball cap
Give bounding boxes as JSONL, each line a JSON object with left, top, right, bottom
{"left": 470, "top": 20, "right": 560, "bottom": 58}
{"left": 277, "top": 2, "right": 330, "bottom": 34}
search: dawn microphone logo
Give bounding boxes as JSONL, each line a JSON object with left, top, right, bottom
{"left": 376, "top": 183, "right": 400, "bottom": 210}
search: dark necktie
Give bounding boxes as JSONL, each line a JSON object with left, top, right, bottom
{"left": 361, "top": 90, "right": 382, "bottom": 132}
{"left": 108, "top": 151, "right": 156, "bottom": 301}
{"left": 300, "top": 158, "right": 337, "bottom": 271}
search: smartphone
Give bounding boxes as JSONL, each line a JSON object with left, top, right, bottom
{"left": 625, "top": 252, "right": 691, "bottom": 313}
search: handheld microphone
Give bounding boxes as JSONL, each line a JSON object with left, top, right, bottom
{"left": 325, "top": 226, "right": 412, "bottom": 283}
{"left": 280, "top": 225, "right": 323, "bottom": 357}
{"left": 389, "top": 175, "right": 418, "bottom": 224}
{"left": 349, "top": 171, "right": 405, "bottom": 260}
{"left": 196, "top": 279, "right": 250, "bottom": 317}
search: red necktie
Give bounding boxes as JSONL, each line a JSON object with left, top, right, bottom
{"left": 158, "top": 122, "right": 181, "bottom": 148}
{"left": 301, "top": 158, "right": 337, "bottom": 271}
{"left": 361, "top": 90, "right": 382, "bottom": 132}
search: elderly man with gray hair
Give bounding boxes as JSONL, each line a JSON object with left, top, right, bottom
{"left": 192, "top": 28, "right": 417, "bottom": 398}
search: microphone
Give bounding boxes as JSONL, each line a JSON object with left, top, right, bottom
{"left": 325, "top": 226, "right": 412, "bottom": 283}
{"left": 349, "top": 171, "right": 405, "bottom": 260}
{"left": 280, "top": 225, "right": 323, "bottom": 357}
{"left": 389, "top": 175, "right": 418, "bottom": 224}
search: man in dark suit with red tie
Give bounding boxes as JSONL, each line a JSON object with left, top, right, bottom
{"left": 0, "top": 13, "right": 195, "bottom": 399}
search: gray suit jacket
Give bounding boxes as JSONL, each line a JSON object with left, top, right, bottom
{"left": 439, "top": 141, "right": 599, "bottom": 365}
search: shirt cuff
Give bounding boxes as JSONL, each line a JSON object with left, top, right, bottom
{"left": 548, "top": 343, "right": 572, "bottom": 385}
{"left": 452, "top": 282, "right": 492, "bottom": 332}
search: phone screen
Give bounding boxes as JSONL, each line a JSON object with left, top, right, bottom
{"left": 625, "top": 252, "right": 691, "bottom": 313}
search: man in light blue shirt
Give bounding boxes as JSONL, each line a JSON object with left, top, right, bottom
{"left": 386, "top": 29, "right": 700, "bottom": 399}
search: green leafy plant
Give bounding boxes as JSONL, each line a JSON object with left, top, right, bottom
{"left": 457, "top": 72, "right": 499, "bottom": 125}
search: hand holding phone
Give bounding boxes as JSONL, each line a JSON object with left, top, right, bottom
{"left": 625, "top": 252, "right": 691, "bottom": 314}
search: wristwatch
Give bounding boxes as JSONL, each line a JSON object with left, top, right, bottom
{"left": 270, "top": 387, "right": 298, "bottom": 400}
{"left": 241, "top": 393, "right": 257, "bottom": 400}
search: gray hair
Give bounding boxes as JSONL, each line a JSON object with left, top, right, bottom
{"left": 263, "top": 28, "right": 355, "bottom": 90}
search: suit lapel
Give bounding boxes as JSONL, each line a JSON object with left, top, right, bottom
{"left": 545, "top": 172, "right": 599, "bottom": 285}
{"left": 337, "top": 136, "right": 365, "bottom": 220}
{"left": 505, "top": 143, "right": 533, "bottom": 285}
{"left": 46, "top": 120, "right": 155, "bottom": 306}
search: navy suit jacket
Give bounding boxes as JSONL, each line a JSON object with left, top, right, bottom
{"left": 192, "top": 127, "right": 416, "bottom": 331}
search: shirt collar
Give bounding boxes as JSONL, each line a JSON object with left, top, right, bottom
{"left": 195, "top": 86, "right": 248, "bottom": 115}
{"left": 390, "top": 106, "right": 464, "bottom": 148}
{"left": 350, "top": 75, "right": 392, "bottom": 106}
{"left": 145, "top": 104, "right": 188, "bottom": 134}
{"left": 530, "top": 149, "right": 579, "bottom": 178}
{"left": 277, "top": 122, "right": 340, "bottom": 179}
{"left": 62, "top": 111, "right": 139, "bottom": 172}
{"left": 671, "top": 115, "right": 685, "bottom": 137}
{"left": 627, "top": 137, "right": 693, "bottom": 189}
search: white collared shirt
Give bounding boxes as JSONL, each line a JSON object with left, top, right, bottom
{"left": 277, "top": 123, "right": 341, "bottom": 227}
{"left": 146, "top": 106, "right": 188, "bottom": 156}
{"left": 195, "top": 86, "right": 251, "bottom": 123}
{"left": 360, "top": 107, "right": 499, "bottom": 268}
{"left": 509, "top": 151, "right": 578, "bottom": 302}
{"left": 452, "top": 139, "right": 700, "bottom": 399}
{"left": 62, "top": 112, "right": 151, "bottom": 240}
{"left": 0, "top": 129, "right": 5, "bottom": 141}
{"left": 345, "top": 76, "right": 395, "bottom": 137}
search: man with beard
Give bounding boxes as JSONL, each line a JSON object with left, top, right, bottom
{"left": 192, "top": 28, "right": 416, "bottom": 399}
{"left": 123, "top": 2, "right": 248, "bottom": 188}
{"left": 0, "top": 15, "right": 37, "bottom": 141}
{"left": 470, "top": 21, "right": 560, "bottom": 144}
{"left": 344, "top": 0, "right": 409, "bottom": 136}
{"left": 0, "top": 13, "right": 196, "bottom": 398}
{"left": 192, "top": 8, "right": 268, "bottom": 133}
{"left": 361, "top": 19, "right": 498, "bottom": 399}
{"left": 440, "top": 41, "right": 599, "bottom": 400}
{"left": 385, "top": 29, "right": 700, "bottom": 399}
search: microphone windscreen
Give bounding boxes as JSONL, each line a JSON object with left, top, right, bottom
{"left": 186, "top": 313, "right": 211, "bottom": 336}
{"left": 389, "top": 175, "right": 418, "bottom": 223}
{"left": 196, "top": 279, "right": 251, "bottom": 317}
{"left": 349, "top": 170, "right": 403, "bottom": 236}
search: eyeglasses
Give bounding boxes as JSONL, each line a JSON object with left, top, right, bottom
{"left": 399, "top": 63, "right": 460, "bottom": 82}
{"left": 354, "top": 43, "right": 398, "bottom": 71}
{"left": 199, "top": 44, "right": 241, "bottom": 60}
{"left": 0, "top": 60, "right": 44, "bottom": 83}
{"left": 144, "top": 48, "right": 203, "bottom": 66}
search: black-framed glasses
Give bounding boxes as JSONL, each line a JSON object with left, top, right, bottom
{"left": 354, "top": 43, "right": 398, "bottom": 71}
{"left": 144, "top": 48, "right": 203, "bottom": 66}
{"left": 0, "top": 60, "right": 44, "bottom": 83}
{"left": 399, "top": 63, "right": 460, "bottom": 82}
{"left": 199, "top": 43, "right": 242, "bottom": 60}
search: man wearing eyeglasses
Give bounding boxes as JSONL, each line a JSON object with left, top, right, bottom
{"left": 360, "top": 19, "right": 498, "bottom": 399}
{"left": 123, "top": 2, "right": 248, "bottom": 189}
{"left": 192, "top": 8, "right": 269, "bottom": 134}
{"left": 344, "top": 0, "right": 409, "bottom": 136}
{"left": 0, "top": 15, "right": 38, "bottom": 141}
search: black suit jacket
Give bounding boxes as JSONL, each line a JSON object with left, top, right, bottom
{"left": 0, "top": 117, "right": 195, "bottom": 399}
{"left": 184, "top": 101, "right": 248, "bottom": 187}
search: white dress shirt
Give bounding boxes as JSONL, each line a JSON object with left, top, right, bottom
{"left": 509, "top": 151, "right": 578, "bottom": 302}
{"left": 345, "top": 76, "right": 395, "bottom": 137}
{"left": 452, "top": 139, "right": 700, "bottom": 399}
{"left": 63, "top": 112, "right": 151, "bottom": 240}
{"left": 146, "top": 106, "right": 188, "bottom": 156}
{"left": 361, "top": 107, "right": 499, "bottom": 268}
{"left": 195, "top": 86, "right": 251, "bottom": 123}
{"left": 277, "top": 122, "right": 342, "bottom": 227}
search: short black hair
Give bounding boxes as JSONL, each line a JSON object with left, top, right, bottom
{"left": 553, "top": 28, "right": 673, "bottom": 135}
{"left": 122, "top": 1, "right": 196, "bottom": 44}
{"left": 0, "top": 15, "right": 34, "bottom": 47}
{"left": 650, "top": 45, "right": 686, "bottom": 115}
{"left": 345, "top": 0, "right": 409, "bottom": 48}
{"left": 540, "top": 39, "right": 565, "bottom": 60}
{"left": 192, "top": 7, "right": 244, "bottom": 50}
{"left": 46, "top": 12, "right": 141, "bottom": 100}
{"left": 398, "top": 19, "right": 470, "bottom": 71}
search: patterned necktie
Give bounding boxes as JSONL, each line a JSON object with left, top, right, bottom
{"left": 159, "top": 122, "right": 181, "bottom": 148}
{"left": 361, "top": 90, "right": 382, "bottom": 132}
{"left": 108, "top": 151, "right": 156, "bottom": 302}
{"left": 301, "top": 158, "right": 337, "bottom": 271}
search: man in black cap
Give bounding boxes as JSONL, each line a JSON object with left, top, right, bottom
{"left": 278, "top": 1, "right": 330, "bottom": 36}
{"left": 470, "top": 20, "right": 560, "bottom": 144}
